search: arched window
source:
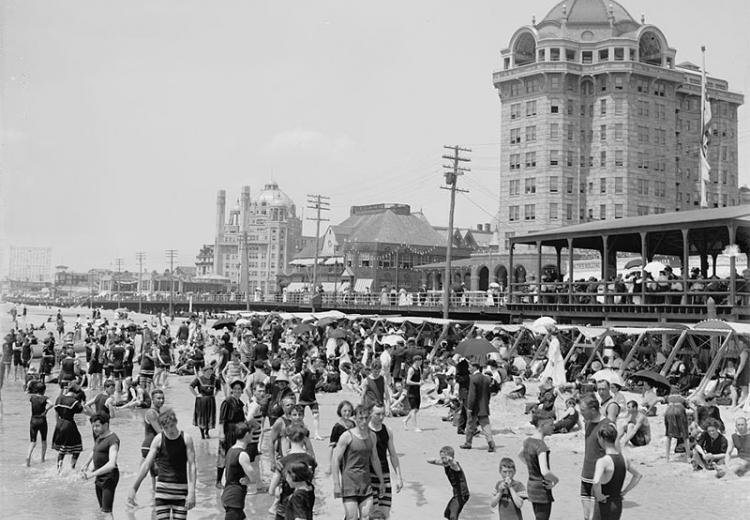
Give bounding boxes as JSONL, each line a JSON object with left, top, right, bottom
{"left": 514, "top": 33, "right": 536, "bottom": 66}
{"left": 639, "top": 32, "right": 662, "bottom": 66}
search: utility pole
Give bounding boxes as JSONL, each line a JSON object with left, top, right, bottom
{"left": 136, "top": 252, "right": 146, "bottom": 314}
{"left": 114, "top": 258, "right": 124, "bottom": 308}
{"left": 165, "top": 249, "right": 178, "bottom": 318}
{"left": 243, "top": 231, "right": 250, "bottom": 312}
{"left": 306, "top": 194, "right": 330, "bottom": 291}
{"left": 441, "top": 145, "right": 471, "bottom": 320}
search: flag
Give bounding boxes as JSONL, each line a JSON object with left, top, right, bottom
{"left": 699, "top": 51, "right": 712, "bottom": 208}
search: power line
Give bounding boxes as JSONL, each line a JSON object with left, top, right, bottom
{"left": 441, "top": 145, "right": 470, "bottom": 322}
{"left": 306, "top": 194, "right": 330, "bottom": 297}
{"left": 165, "top": 249, "right": 178, "bottom": 317}
{"left": 136, "top": 252, "right": 146, "bottom": 314}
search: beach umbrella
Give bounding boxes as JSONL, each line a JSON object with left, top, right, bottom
{"left": 292, "top": 323, "right": 315, "bottom": 335}
{"left": 317, "top": 317, "right": 338, "bottom": 328}
{"left": 630, "top": 370, "right": 671, "bottom": 391}
{"left": 623, "top": 258, "right": 644, "bottom": 270}
{"left": 643, "top": 261, "right": 667, "bottom": 277}
{"left": 212, "top": 317, "right": 236, "bottom": 330}
{"left": 454, "top": 338, "right": 497, "bottom": 364}
{"left": 328, "top": 329, "right": 347, "bottom": 339}
{"left": 593, "top": 369, "right": 624, "bottom": 387}
{"left": 489, "top": 282, "right": 501, "bottom": 289}
{"left": 235, "top": 318, "right": 251, "bottom": 327}
{"left": 530, "top": 316, "right": 556, "bottom": 335}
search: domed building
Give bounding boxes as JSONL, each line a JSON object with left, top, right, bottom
{"left": 493, "top": 0, "right": 743, "bottom": 282}
{"left": 207, "top": 182, "right": 302, "bottom": 295}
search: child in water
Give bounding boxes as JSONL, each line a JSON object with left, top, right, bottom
{"left": 427, "top": 446, "right": 470, "bottom": 520}
{"left": 26, "top": 380, "right": 52, "bottom": 466}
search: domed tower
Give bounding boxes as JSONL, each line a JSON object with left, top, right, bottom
{"left": 253, "top": 182, "right": 297, "bottom": 222}
{"left": 493, "top": 0, "right": 743, "bottom": 250}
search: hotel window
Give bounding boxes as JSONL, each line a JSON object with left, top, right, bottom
{"left": 549, "top": 176, "right": 559, "bottom": 193}
{"left": 550, "top": 123, "right": 559, "bottom": 140}
{"left": 526, "top": 100, "right": 537, "bottom": 116}
{"left": 599, "top": 49, "right": 609, "bottom": 62}
{"left": 510, "top": 128, "right": 521, "bottom": 144}
{"left": 566, "top": 204, "right": 573, "bottom": 221}
{"left": 566, "top": 177, "right": 574, "bottom": 194}
{"left": 637, "top": 205, "right": 649, "bottom": 216}
{"left": 526, "top": 126, "right": 537, "bottom": 142}
{"left": 582, "top": 51, "right": 593, "bottom": 64}
{"left": 636, "top": 78, "right": 649, "bottom": 93}
{"left": 508, "top": 206, "right": 519, "bottom": 222}
{"left": 600, "top": 152, "right": 607, "bottom": 167}
{"left": 550, "top": 74, "right": 561, "bottom": 88}
{"left": 566, "top": 100, "right": 575, "bottom": 115}
{"left": 526, "top": 78, "right": 540, "bottom": 93}
{"left": 510, "top": 103, "right": 521, "bottom": 120}
{"left": 510, "top": 83, "right": 521, "bottom": 96}
{"left": 600, "top": 99, "right": 607, "bottom": 115}
{"left": 615, "top": 98, "right": 624, "bottom": 115}
{"left": 600, "top": 177, "right": 607, "bottom": 193}
{"left": 525, "top": 152, "right": 537, "bottom": 168}
{"left": 550, "top": 203, "right": 559, "bottom": 220}
{"left": 566, "top": 49, "right": 576, "bottom": 62}
{"left": 600, "top": 125, "right": 607, "bottom": 140}
{"left": 722, "top": 194, "right": 728, "bottom": 207}
{"left": 637, "top": 179, "right": 649, "bottom": 195}
{"left": 588, "top": 208, "right": 594, "bottom": 220}
{"left": 567, "top": 151, "right": 574, "bottom": 167}
{"left": 509, "top": 179, "right": 520, "bottom": 196}
{"left": 600, "top": 205, "right": 607, "bottom": 220}
{"left": 550, "top": 98, "right": 560, "bottom": 114}
{"left": 722, "top": 170, "right": 728, "bottom": 184}
{"left": 509, "top": 154, "right": 520, "bottom": 170}
{"left": 549, "top": 150, "right": 560, "bottom": 166}
{"left": 524, "top": 204, "right": 536, "bottom": 221}
{"left": 638, "top": 100, "right": 650, "bottom": 117}
{"left": 629, "top": 48, "right": 636, "bottom": 60}
{"left": 615, "top": 123, "right": 623, "bottom": 141}
{"left": 567, "top": 123, "right": 574, "bottom": 140}
{"left": 614, "top": 48, "right": 625, "bottom": 61}
{"left": 589, "top": 155, "right": 594, "bottom": 167}
{"left": 525, "top": 177, "right": 536, "bottom": 194}
{"left": 550, "top": 48, "right": 561, "bottom": 62}
{"left": 653, "top": 82, "right": 666, "bottom": 97}
{"left": 615, "top": 204, "right": 624, "bottom": 218}
{"left": 615, "top": 177, "right": 623, "bottom": 193}
{"left": 637, "top": 126, "right": 648, "bottom": 144}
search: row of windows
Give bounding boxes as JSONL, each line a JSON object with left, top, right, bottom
{"left": 507, "top": 73, "right": 673, "bottom": 98}
{"left": 508, "top": 203, "right": 628, "bottom": 222}
{"left": 509, "top": 176, "right": 627, "bottom": 196}
{"left": 509, "top": 150, "right": 630, "bottom": 169}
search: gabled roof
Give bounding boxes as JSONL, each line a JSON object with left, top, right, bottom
{"left": 343, "top": 209, "right": 447, "bottom": 247}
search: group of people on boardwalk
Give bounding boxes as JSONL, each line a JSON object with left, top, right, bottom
{"left": 4, "top": 304, "right": 750, "bottom": 520}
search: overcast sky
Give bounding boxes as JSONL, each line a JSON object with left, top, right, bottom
{"left": 2, "top": 0, "right": 748, "bottom": 272}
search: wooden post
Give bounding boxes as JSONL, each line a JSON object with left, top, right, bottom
{"left": 682, "top": 228, "right": 690, "bottom": 305}
{"left": 660, "top": 329, "right": 690, "bottom": 376}
{"left": 617, "top": 330, "right": 647, "bottom": 377}
{"left": 567, "top": 238, "right": 575, "bottom": 303}
{"left": 693, "top": 331, "right": 734, "bottom": 395}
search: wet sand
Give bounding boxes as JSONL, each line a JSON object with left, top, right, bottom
{"left": 1, "top": 304, "right": 749, "bottom": 519}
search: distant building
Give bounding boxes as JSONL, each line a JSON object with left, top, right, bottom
{"left": 493, "top": 0, "right": 744, "bottom": 250}
{"left": 8, "top": 246, "right": 52, "bottom": 282}
{"left": 195, "top": 245, "right": 214, "bottom": 276}
{"left": 209, "top": 183, "right": 302, "bottom": 295}
{"left": 284, "top": 203, "right": 470, "bottom": 293}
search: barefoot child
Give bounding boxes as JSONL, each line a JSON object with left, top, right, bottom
{"left": 490, "top": 457, "right": 527, "bottom": 520}
{"left": 269, "top": 423, "right": 317, "bottom": 520}
{"left": 284, "top": 460, "right": 315, "bottom": 520}
{"left": 521, "top": 419, "right": 558, "bottom": 520}
{"left": 592, "top": 422, "right": 642, "bottom": 520}
{"left": 427, "top": 446, "right": 470, "bottom": 520}
{"left": 27, "top": 380, "right": 52, "bottom": 466}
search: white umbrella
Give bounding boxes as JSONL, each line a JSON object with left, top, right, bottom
{"left": 530, "top": 316, "right": 556, "bottom": 335}
{"left": 643, "top": 261, "right": 667, "bottom": 277}
{"left": 593, "top": 368, "right": 624, "bottom": 387}
{"left": 381, "top": 334, "right": 404, "bottom": 346}
{"left": 489, "top": 282, "right": 501, "bottom": 289}
{"left": 235, "top": 318, "right": 251, "bottom": 327}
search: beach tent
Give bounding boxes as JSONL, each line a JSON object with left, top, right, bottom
{"left": 611, "top": 325, "right": 690, "bottom": 377}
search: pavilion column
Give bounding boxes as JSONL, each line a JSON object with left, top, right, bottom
{"left": 536, "top": 241, "right": 543, "bottom": 295}
{"left": 567, "top": 238, "right": 574, "bottom": 302}
{"left": 469, "top": 265, "right": 480, "bottom": 292}
{"left": 711, "top": 253, "right": 718, "bottom": 277}
{"left": 509, "top": 244, "right": 515, "bottom": 302}
{"left": 700, "top": 254, "right": 709, "bottom": 278}
{"left": 555, "top": 246, "right": 562, "bottom": 279}
{"left": 728, "top": 225, "right": 737, "bottom": 306}
{"left": 640, "top": 231, "right": 648, "bottom": 304}
{"left": 601, "top": 234, "right": 609, "bottom": 301}
{"left": 682, "top": 228, "right": 690, "bottom": 305}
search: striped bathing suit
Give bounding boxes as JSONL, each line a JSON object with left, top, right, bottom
{"left": 154, "top": 431, "right": 189, "bottom": 520}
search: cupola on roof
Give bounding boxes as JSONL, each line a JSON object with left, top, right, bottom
{"left": 541, "top": 0, "right": 637, "bottom": 26}
{"left": 254, "top": 182, "right": 294, "bottom": 208}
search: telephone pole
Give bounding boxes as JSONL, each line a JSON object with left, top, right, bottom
{"left": 306, "top": 194, "right": 330, "bottom": 291}
{"left": 136, "top": 252, "right": 146, "bottom": 314}
{"left": 441, "top": 145, "right": 471, "bottom": 320}
{"left": 114, "top": 258, "right": 124, "bottom": 307}
{"left": 165, "top": 249, "right": 178, "bottom": 317}
{"left": 243, "top": 231, "right": 250, "bottom": 311}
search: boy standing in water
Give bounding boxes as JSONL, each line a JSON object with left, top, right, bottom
{"left": 592, "top": 423, "right": 642, "bottom": 520}
{"left": 427, "top": 446, "right": 470, "bottom": 520}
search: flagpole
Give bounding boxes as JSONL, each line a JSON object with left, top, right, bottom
{"left": 699, "top": 45, "right": 710, "bottom": 208}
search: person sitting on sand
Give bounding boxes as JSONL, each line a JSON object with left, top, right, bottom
{"left": 692, "top": 418, "right": 727, "bottom": 473}
{"left": 721, "top": 416, "right": 750, "bottom": 477}
{"left": 553, "top": 398, "right": 580, "bottom": 434}
{"left": 507, "top": 377, "right": 526, "bottom": 399}
{"left": 619, "top": 400, "right": 651, "bottom": 447}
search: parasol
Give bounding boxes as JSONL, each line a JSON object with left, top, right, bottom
{"left": 530, "top": 316, "right": 557, "bottom": 335}
{"left": 643, "top": 261, "right": 667, "bottom": 277}
{"left": 317, "top": 317, "right": 338, "bottom": 328}
{"left": 212, "top": 317, "right": 236, "bottom": 330}
{"left": 630, "top": 370, "right": 671, "bottom": 391}
{"left": 623, "top": 258, "right": 644, "bottom": 270}
{"left": 381, "top": 334, "right": 404, "bottom": 346}
{"left": 454, "top": 338, "right": 497, "bottom": 364}
{"left": 328, "top": 329, "right": 347, "bottom": 339}
{"left": 292, "top": 323, "right": 315, "bottom": 335}
{"left": 489, "top": 282, "right": 501, "bottom": 289}
{"left": 235, "top": 318, "right": 251, "bottom": 327}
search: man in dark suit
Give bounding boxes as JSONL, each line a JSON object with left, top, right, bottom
{"left": 460, "top": 360, "right": 496, "bottom": 452}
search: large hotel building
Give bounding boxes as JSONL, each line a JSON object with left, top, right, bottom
{"left": 493, "top": 0, "right": 743, "bottom": 251}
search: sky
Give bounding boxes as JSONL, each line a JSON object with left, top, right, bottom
{"left": 1, "top": 0, "right": 749, "bottom": 272}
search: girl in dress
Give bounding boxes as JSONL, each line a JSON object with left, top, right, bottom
{"left": 189, "top": 365, "right": 220, "bottom": 439}
{"left": 52, "top": 382, "right": 86, "bottom": 471}
{"left": 327, "top": 400, "right": 354, "bottom": 475}
{"left": 520, "top": 419, "right": 558, "bottom": 520}
{"left": 663, "top": 386, "right": 695, "bottom": 463}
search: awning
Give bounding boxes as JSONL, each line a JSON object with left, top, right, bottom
{"left": 289, "top": 258, "right": 320, "bottom": 266}
{"left": 341, "top": 266, "right": 355, "bottom": 278}
{"left": 354, "top": 278, "right": 374, "bottom": 293}
{"left": 324, "top": 257, "right": 344, "bottom": 265}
